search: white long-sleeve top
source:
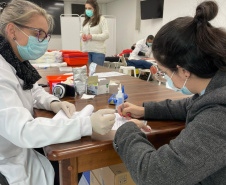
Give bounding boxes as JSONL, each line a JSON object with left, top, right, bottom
{"left": 0, "top": 55, "right": 92, "bottom": 185}
{"left": 81, "top": 16, "right": 109, "bottom": 54}
{"left": 129, "top": 38, "right": 153, "bottom": 60}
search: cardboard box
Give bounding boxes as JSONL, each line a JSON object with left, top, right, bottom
{"left": 79, "top": 175, "right": 89, "bottom": 185}
{"left": 87, "top": 76, "right": 110, "bottom": 95}
{"left": 109, "top": 80, "right": 120, "bottom": 94}
{"left": 83, "top": 171, "right": 90, "bottom": 184}
{"left": 90, "top": 171, "right": 101, "bottom": 185}
{"left": 92, "top": 163, "right": 136, "bottom": 185}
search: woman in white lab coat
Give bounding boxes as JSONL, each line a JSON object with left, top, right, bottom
{"left": 81, "top": 0, "right": 109, "bottom": 66}
{"left": 0, "top": 1, "right": 115, "bottom": 185}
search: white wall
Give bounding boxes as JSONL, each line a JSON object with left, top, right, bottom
{"left": 106, "top": 0, "right": 163, "bottom": 54}
{"left": 163, "top": 0, "right": 226, "bottom": 27}
{"left": 107, "top": 0, "right": 226, "bottom": 54}
{"left": 49, "top": 0, "right": 226, "bottom": 51}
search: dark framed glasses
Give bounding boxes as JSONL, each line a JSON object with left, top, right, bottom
{"left": 13, "top": 22, "right": 51, "bottom": 42}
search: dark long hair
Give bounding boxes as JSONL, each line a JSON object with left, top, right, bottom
{"left": 83, "top": 0, "right": 101, "bottom": 27}
{"left": 152, "top": 1, "right": 226, "bottom": 78}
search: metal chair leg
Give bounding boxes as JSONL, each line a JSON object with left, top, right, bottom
{"left": 147, "top": 73, "right": 151, "bottom": 81}
{"left": 138, "top": 70, "right": 141, "bottom": 78}
{"left": 134, "top": 69, "right": 137, "bottom": 78}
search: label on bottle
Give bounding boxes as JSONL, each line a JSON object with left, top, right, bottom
{"left": 116, "top": 97, "right": 124, "bottom": 110}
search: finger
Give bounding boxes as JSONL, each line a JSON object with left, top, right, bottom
{"left": 68, "top": 104, "right": 76, "bottom": 115}
{"left": 117, "top": 104, "right": 123, "bottom": 115}
{"left": 61, "top": 103, "right": 72, "bottom": 118}
{"left": 123, "top": 102, "right": 131, "bottom": 108}
{"left": 109, "top": 119, "right": 115, "bottom": 125}
{"left": 100, "top": 109, "right": 116, "bottom": 115}
{"left": 123, "top": 112, "right": 131, "bottom": 118}
{"left": 64, "top": 102, "right": 75, "bottom": 110}
{"left": 125, "top": 115, "right": 132, "bottom": 120}
{"left": 105, "top": 121, "right": 115, "bottom": 131}
{"left": 141, "top": 124, "right": 151, "bottom": 132}
{"left": 105, "top": 124, "right": 114, "bottom": 134}
{"left": 122, "top": 107, "right": 131, "bottom": 117}
{"left": 103, "top": 114, "right": 116, "bottom": 121}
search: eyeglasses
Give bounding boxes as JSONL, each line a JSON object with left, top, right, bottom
{"left": 13, "top": 23, "right": 51, "bottom": 42}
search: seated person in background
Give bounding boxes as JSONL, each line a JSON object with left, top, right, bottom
{"left": 114, "top": 1, "right": 226, "bottom": 184}
{"left": 127, "top": 35, "right": 154, "bottom": 69}
{"left": 105, "top": 44, "right": 135, "bottom": 62}
{"left": 130, "top": 43, "right": 136, "bottom": 50}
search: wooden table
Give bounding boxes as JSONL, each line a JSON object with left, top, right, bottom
{"left": 34, "top": 66, "right": 188, "bottom": 185}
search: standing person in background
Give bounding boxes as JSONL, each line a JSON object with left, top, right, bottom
{"left": 115, "top": 1, "right": 226, "bottom": 185}
{"left": 0, "top": 1, "right": 115, "bottom": 185}
{"left": 127, "top": 35, "right": 154, "bottom": 69}
{"left": 81, "top": 0, "right": 109, "bottom": 66}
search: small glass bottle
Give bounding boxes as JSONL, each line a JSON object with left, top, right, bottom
{"left": 116, "top": 84, "right": 124, "bottom": 110}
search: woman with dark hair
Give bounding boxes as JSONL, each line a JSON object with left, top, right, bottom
{"left": 81, "top": 0, "right": 109, "bottom": 66}
{"left": 114, "top": 1, "right": 226, "bottom": 185}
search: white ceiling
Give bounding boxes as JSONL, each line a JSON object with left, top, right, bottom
{"left": 63, "top": 0, "right": 117, "bottom": 3}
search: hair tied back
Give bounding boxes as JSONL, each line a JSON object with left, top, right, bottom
{"left": 0, "top": 2, "right": 7, "bottom": 12}
{"left": 194, "top": 1, "right": 218, "bottom": 26}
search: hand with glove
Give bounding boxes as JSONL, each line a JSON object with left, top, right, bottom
{"left": 50, "top": 101, "right": 76, "bottom": 118}
{"left": 90, "top": 109, "right": 116, "bottom": 135}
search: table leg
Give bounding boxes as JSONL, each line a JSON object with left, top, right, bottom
{"left": 59, "top": 158, "right": 78, "bottom": 185}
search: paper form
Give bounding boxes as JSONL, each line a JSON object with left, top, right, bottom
{"left": 52, "top": 106, "right": 150, "bottom": 132}
{"left": 111, "top": 113, "right": 129, "bottom": 130}
{"left": 93, "top": 72, "right": 126, "bottom": 78}
{"left": 52, "top": 109, "right": 68, "bottom": 120}
{"left": 111, "top": 113, "right": 148, "bottom": 131}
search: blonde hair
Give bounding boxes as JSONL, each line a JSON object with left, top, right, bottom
{"left": 0, "top": 0, "right": 54, "bottom": 36}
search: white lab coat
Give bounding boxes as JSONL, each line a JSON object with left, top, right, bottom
{"left": 128, "top": 38, "right": 153, "bottom": 60}
{"left": 0, "top": 55, "right": 92, "bottom": 185}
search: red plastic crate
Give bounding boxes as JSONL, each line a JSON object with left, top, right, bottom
{"left": 46, "top": 75, "right": 73, "bottom": 91}
{"left": 60, "top": 50, "right": 83, "bottom": 57}
{"left": 63, "top": 53, "right": 88, "bottom": 66}
{"left": 60, "top": 50, "right": 82, "bottom": 54}
{"left": 64, "top": 58, "right": 88, "bottom": 66}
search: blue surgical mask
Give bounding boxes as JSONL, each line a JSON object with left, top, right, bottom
{"left": 147, "top": 42, "right": 152, "bottom": 47}
{"left": 165, "top": 72, "right": 193, "bottom": 95}
{"left": 200, "top": 89, "right": 206, "bottom": 96}
{"left": 86, "top": 10, "right": 93, "bottom": 17}
{"left": 15, "top": 27, "right": 48, "bottom": 60}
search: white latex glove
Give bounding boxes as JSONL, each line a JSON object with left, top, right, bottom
{"left": 90, "top": 109, "right": 116, "bottom": 135}
{"left": 50, "top": 101, "right": 76, "bottom": 118}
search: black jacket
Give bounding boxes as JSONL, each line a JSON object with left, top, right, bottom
{"left": 114, "top": 70, "right": 226, "bottom": 185}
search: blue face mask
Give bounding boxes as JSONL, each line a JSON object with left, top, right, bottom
{"left": 147, "top": 42, "right": 152, "bottom": 47}
{"left": 165, "top": 72, "right": 193, "bottom": 95}
{"left": 86, "top": 10, "right": 93, "bottom": 17}
{"left": 15, "top": 27, "right": 48, "bottom": 61}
